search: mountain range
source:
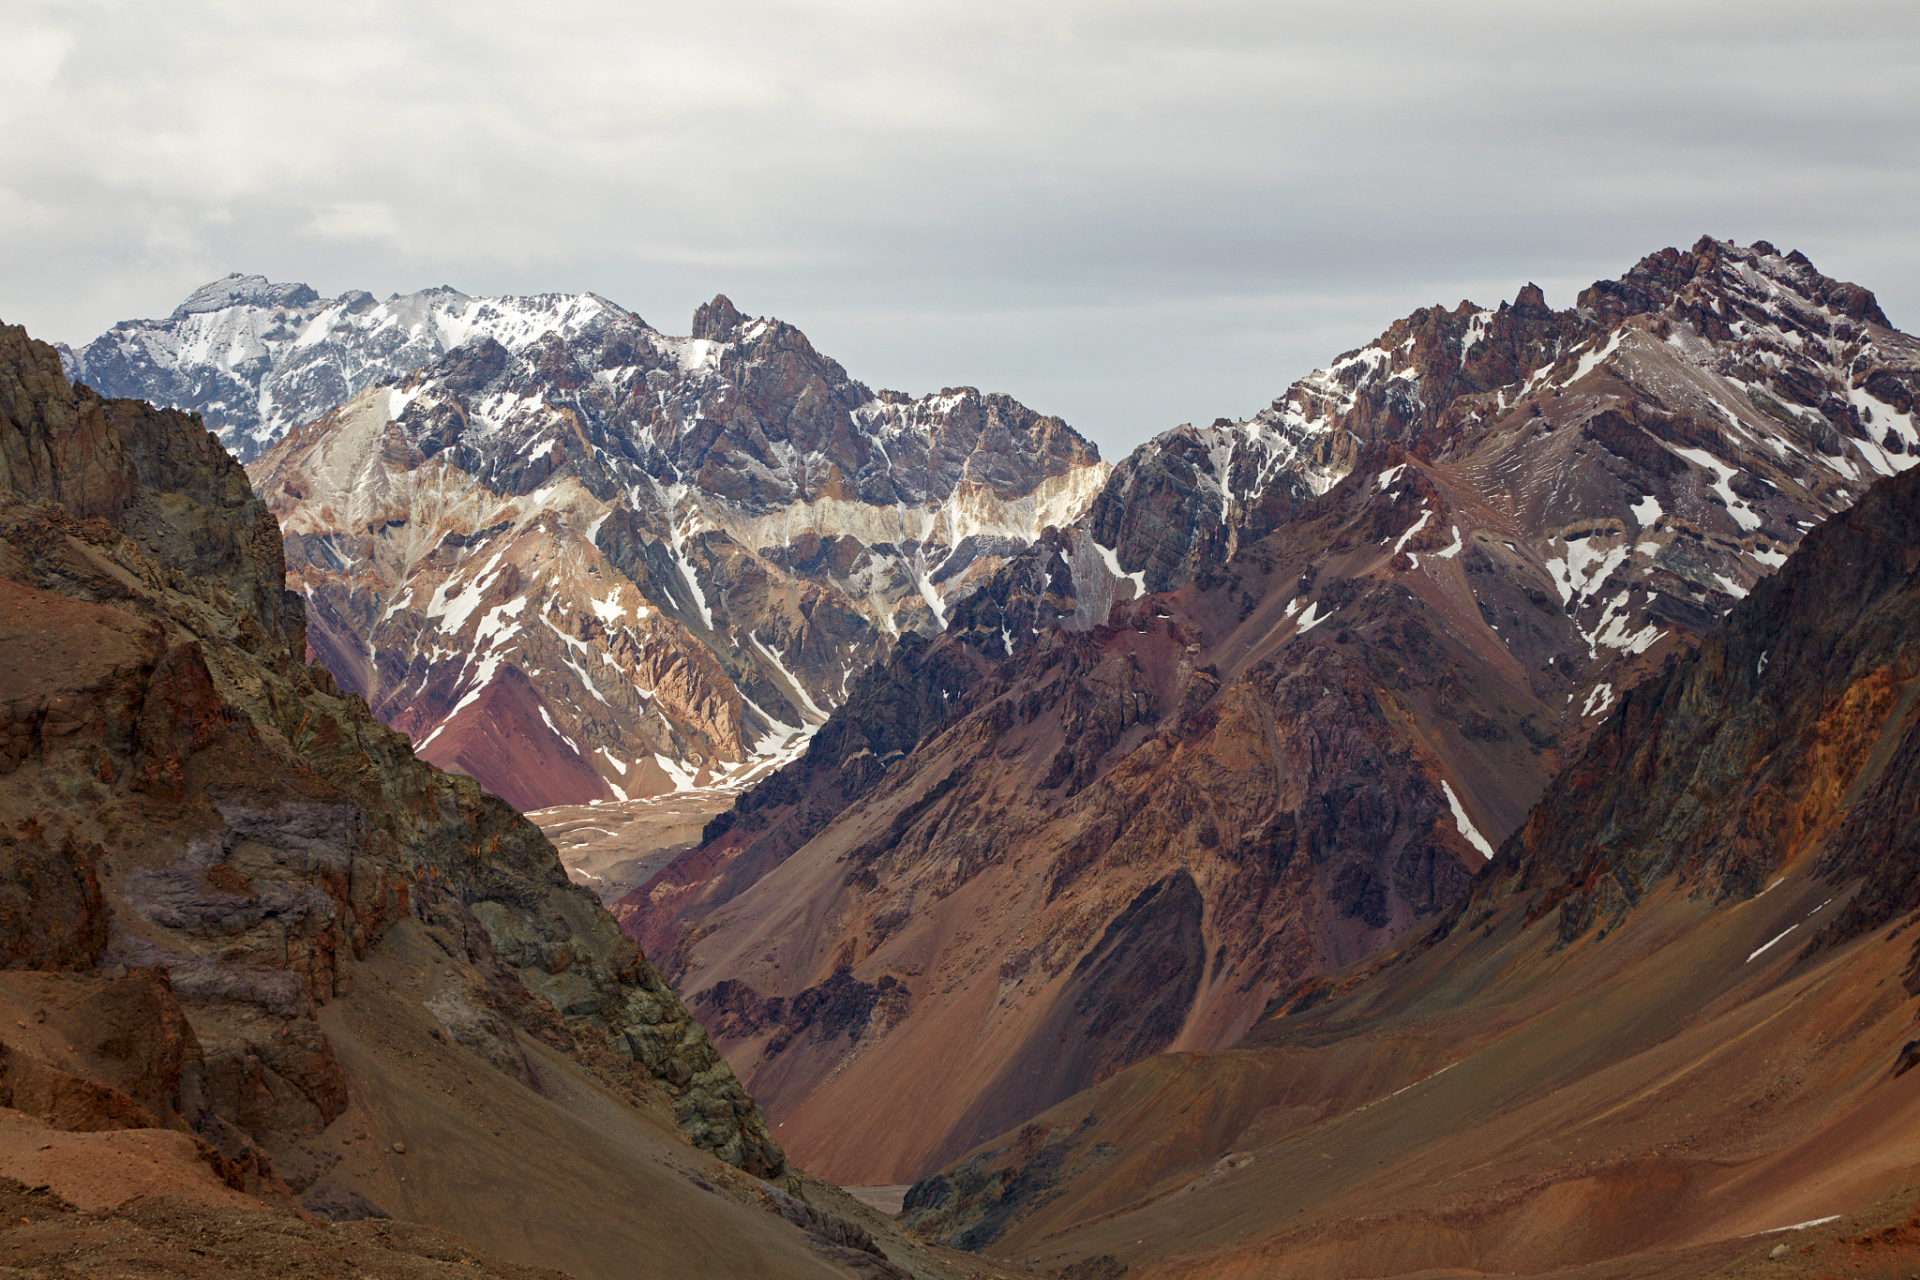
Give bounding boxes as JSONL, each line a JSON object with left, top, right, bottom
{"left": 26, "top": 235, "right": 1920, "bottom": 1277}
{"left": 0, "top": 320, "right": 989, "bottom": 1279}
{"left": 615, "top": 238, "right": 1920, "bottom": 1184}
{"left": 61, "top": 276, "right": 623, "bottom": 465}
{"left": 899, "top": 439, "right": 1920, "bottom": 1280}
{"left": 66, "top": 276, "right": 1108, "bottom": 842}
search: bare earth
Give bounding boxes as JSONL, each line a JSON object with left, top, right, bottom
{"left": 846, "top": 1185, "right": 913, "bottom": 1216}
{"left": 915, "top": 873, "right": 1920, "bottom": 1279}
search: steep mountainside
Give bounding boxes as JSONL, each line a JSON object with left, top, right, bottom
{"left": 0, "top": 320, "right": 975, "bottom": 1280}
{"left": 620, "top": 239, "right": 1920, "bottom": 1183}
{"left": 237, "top": 292, "right": 1104, "bottom": 815}
{"left": 895, "top": 458, "right": 1920, "bottom": 1280}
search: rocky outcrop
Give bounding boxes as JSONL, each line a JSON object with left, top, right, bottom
{"left": 231, "top": 290, "right": 1107, "bottom": 811}
{"left": 626, "top": 239, "right": 1920, "bottom": 1184}
{"left": 0, "top": 321, "right": 784, "bottom": 1182}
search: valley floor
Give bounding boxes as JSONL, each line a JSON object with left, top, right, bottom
{"left": 533, "top": 789, "right": 737, "bottom": 904}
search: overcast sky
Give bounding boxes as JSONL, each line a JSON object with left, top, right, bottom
{"left": 2, "top": 0, "right": 1915, "bottom": 459}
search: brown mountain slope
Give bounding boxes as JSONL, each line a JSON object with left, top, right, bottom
{"left": 0, "top": 320, "right": 988, "bottom": 1280}
{"left": 620, "top": 238, "right": 1920, "bottom": 1185}
{"left": 896, "top": 461, "right": 1920, "bottom": 1278}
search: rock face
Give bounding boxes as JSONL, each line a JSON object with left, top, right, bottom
{"left": 0, "top": 320, "right": 785, "bottom": 1183}
{"left": 224, "top": 289, "right": 1105, "bottom": 812}
{"left": 893, "top": 457, "right": 1920, "bottom": 1280}
{"left": 621, "top": 238, "right": 1920, "bottom": 1184}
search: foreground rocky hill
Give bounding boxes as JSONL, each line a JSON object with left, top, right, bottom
{"left": 621, "top": 238, "right": 1920, "bottom": 1183}
{"left": 893, "top": 449, "right": 1920, "bottom": 1280}
{"left": 0, "top": 321, "right": 977, "bottom": 1279}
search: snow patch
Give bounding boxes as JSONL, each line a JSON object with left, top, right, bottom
{"left": 747, "top": 632, "right": 829, "bottom": 723}
{"left": 1758, "top": 1216, "right": 1841, "bottom": 1235}
{"left": 1091, "top": 539, "right": 1147, "bottom": 600}
{"left": 1746, "top": 924, "right": 1799, "bottom": 963}
{"left": 1581, "top": 683, "right": 1615, "bottom": 718}
{"left": 1567, "top": 328, "right": 1627, "bottom": 384}
{"left": 473, "top": 595, "right": 529, "bottom": 649}
{"left": 1391, "top": 509, "right": 1432, "bottom": 556}
{"left": 1544, "top": 537, "right": 1628, "bottom": 607}
{"left": 588, "top": 587, "right": 628, "bottom": 625}
{"left": 652, "top": 753, "right": 701, "bottom": 792}
{"left": 1442, "top": 780, "right": 1495, "bottom": 860}
{"left": 536, "top": 704, "right": 582, "bottom": 753}
{"left": 1674, "top": 447, "right": 1762, "bottom": 531}
{"left": 1457, "top": 309, "right": 1492, "bottom": 358}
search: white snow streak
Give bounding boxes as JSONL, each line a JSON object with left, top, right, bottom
{"left": 1441, "top": 781, "right": 1495, "bottom": 861}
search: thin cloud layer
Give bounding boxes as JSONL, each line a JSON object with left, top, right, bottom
{"left": 2, "top": 0, "right": 1915, "bottom": 457}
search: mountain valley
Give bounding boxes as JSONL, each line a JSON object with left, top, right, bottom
{"left": 14, "top": 235, "right": 1920, "bottom": 1279}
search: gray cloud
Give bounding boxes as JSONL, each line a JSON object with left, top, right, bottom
{"left": 2, "top": 0, "right": 1915, "bottom": 458}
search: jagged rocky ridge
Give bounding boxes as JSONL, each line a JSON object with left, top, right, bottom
{"left": 893, "top": 452, "right": 1920, "bottom": 1280}
{"left": 0, "top": 321, "right": 789, "bottom": 1186}
{"left": 220, "top": 288, "right": 1106, "bottom": 815}
{"left": 621, "top": 238, "right": 1920, "bottom": 1184}
{"left": 60, "top": 275, "right": 621, "bottom": 465}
